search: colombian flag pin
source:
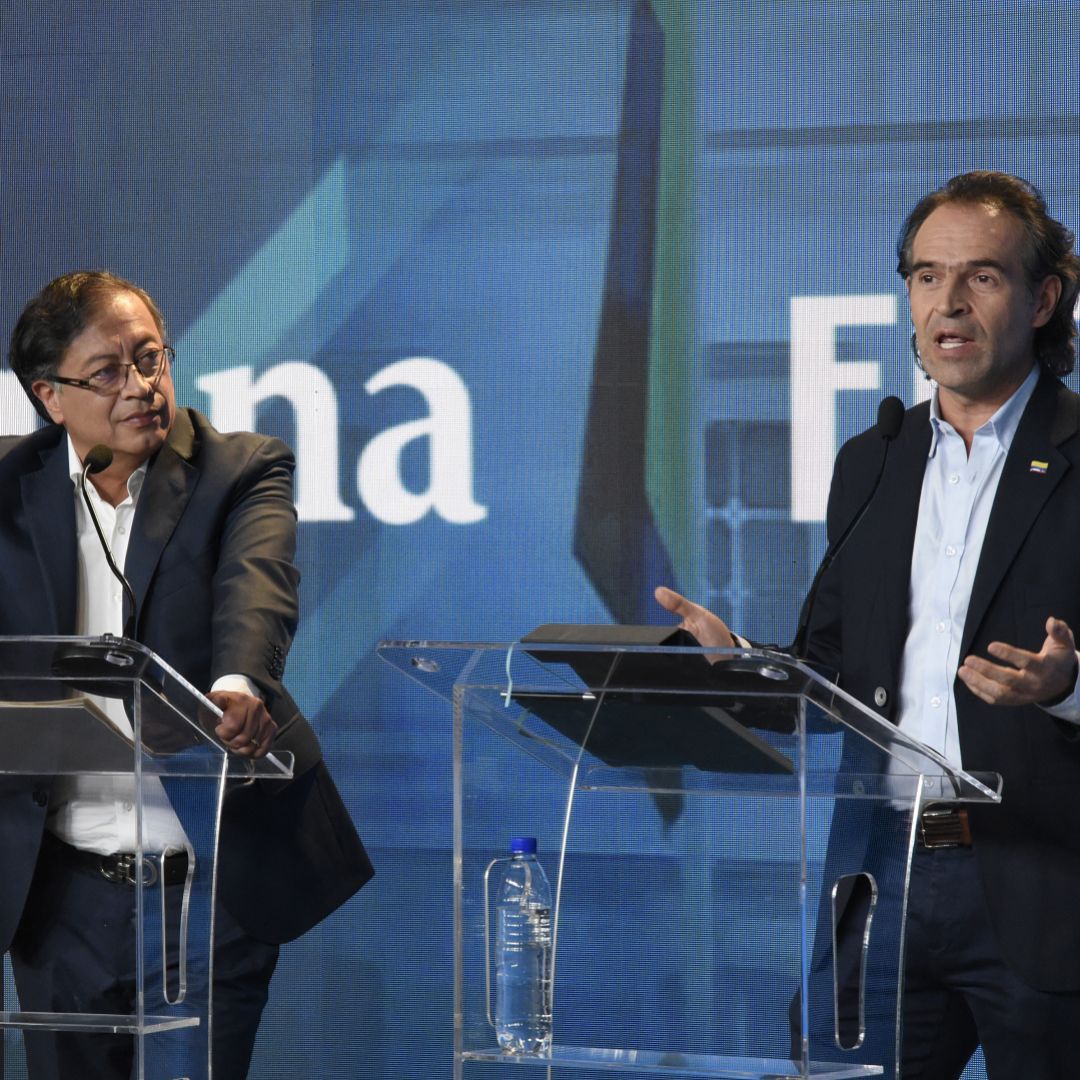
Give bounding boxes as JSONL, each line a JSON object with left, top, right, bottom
{"left": 1029, "top": 460, "right": 1049, "bottom": 474}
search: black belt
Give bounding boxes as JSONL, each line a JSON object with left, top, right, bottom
{"left": 52, "top": 837, "right": 190, "bottom": 887}
{"left": 917, "top": 804, "right": 973, "bottom": 849}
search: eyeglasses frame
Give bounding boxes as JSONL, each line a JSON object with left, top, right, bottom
{"left": 48, "top": 346, "right": 176, "bottom": 397}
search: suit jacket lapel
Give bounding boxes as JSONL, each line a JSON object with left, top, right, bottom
{"left": 960, "top": 374, "right": 1075, "bottom": 659}
{"left": 19, "top": 432, "right": 77, "bottom": 633}
{"left": 874, "top": 404, "right": 932, "bottom": 680}
{"left": 126, "top": 410, "right": 199, "bottom": 635}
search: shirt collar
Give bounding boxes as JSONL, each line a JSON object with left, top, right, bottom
{"left": 66, "top": 437, "right": 148, "bottom": 503}
{"left": 927, "top": 363, "right": 1040, "bottom": 458}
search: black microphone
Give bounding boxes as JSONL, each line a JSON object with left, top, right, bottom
{"left": 789, "top": 396, "right": 905, "bottom": 659}
{"left": 80, "top": 444, "right": 139, "bottom": 640}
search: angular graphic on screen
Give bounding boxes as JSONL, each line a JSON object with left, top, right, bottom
{"left": 572, "top": 1, "right": 674, "bottom": 625}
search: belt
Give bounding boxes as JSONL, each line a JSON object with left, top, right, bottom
{"left": 56, "top": 839, "right": 190, "bottom": 887}
{"left": 917, "top": 804, "right": 972, "bottom": 849}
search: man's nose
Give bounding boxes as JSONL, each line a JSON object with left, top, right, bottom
{"left": 121, "top": 364, "right": 156, "bottom": 399}
{"left": 935, "top": 275, "right": 969, "bottom": 315}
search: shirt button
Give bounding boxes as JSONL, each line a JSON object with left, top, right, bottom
{"left": 122, "top": 801, "right": 133, "bottom": 812}
{"left": 873, "top": 687, "right": 888, "bottom": 707}
{"left": 936, "top": 621, "right": 947, "bottom": 633}
{"left": 949, "top": 473, "right": 960, "bottom": 485}
{"left": 930, "top": 695, "right": 942, "bottom": 708}
{"left": 117, "top": 525, "right": 127, "bottom": 535}
{"left": 945, "top": 545, "right": 957, "bottom": 557}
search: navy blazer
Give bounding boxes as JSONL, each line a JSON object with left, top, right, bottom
{"left": 0, "top": 408, "right": 372, "bottom": 946}
{"left": 808, "top": 370, "right": 1080, "bottom": 992}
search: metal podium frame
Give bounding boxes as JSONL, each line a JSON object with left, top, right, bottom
{"left": 0, "top": 635, "right": 293, "bottom": 1080}
{"left": 379, "top": 639, "right": 1001, "bottom": 1080}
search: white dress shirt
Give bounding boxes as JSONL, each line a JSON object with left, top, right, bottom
{"left": 50, "top": 438, "right": 260, "bottom": 855}
{"left": 896, "top": 365, "right": 1080, "bottom": 767}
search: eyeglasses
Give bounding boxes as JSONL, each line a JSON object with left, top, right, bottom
{"left": 50, "top": 346, "right": 175, "bottom": 397}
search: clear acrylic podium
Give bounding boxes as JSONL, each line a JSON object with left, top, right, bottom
{"left": 0, "top": 635, "right": 293, "bottom": 1080}
{"left": 378, "top": 638, "right": 1001, "bottom": 1080}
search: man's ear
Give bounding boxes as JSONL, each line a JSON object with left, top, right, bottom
{"left": 31, "top": 380, "right": 65, "bottom": 425}
{"left": 1032, "top": 274, "right": 1063, "bottom": 329}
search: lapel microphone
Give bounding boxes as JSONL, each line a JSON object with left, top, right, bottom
{"left": 80, "top": 444, "right": 139, "bottom": 640}
{"left": 789, "top": 396, "right": 906, "bottom": 660}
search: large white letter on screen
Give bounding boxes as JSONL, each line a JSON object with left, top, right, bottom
{"left": 196, "top": 362, "right": 354, "bottom": 523}
{"left": 0, "top": 372, "right": 39, "bottom": 436}
{"left": 358, "top": 357, "right": 487, "bottom": 526}
{"left": 790, "top": 295, "right": 897, "bottom": 522}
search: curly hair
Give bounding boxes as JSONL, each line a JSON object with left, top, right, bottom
{"left": 896, "top": 171, "right": 1080, "bottom": 376}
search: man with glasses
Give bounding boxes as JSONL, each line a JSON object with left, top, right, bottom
{"left": 0, "top": 270, "right": 372, "bottom": 1079}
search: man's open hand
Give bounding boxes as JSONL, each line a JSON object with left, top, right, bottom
{"left": 654, "top": 586, "right": 738, "bottom": 650}
{"left": 957, "top": 616, "right": 1079, "bottom": 707}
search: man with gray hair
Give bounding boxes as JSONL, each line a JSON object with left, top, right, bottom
{"left": 2, "top": 270, "right": 373, "bottom": 1078}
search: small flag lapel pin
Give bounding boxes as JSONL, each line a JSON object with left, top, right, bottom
{"left": 1029, "top": 460, "right": 1049, "bottom": 475}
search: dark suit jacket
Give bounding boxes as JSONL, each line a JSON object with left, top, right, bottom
{"left": 809, "top": 370, "right": 1080, "bottom": 992}
{"left": 0, "top": 408, "right": 373, "bottom": 946}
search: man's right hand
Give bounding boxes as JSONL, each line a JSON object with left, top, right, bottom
{"left": 654, "top": 586, "right": 738, "bottom": 650}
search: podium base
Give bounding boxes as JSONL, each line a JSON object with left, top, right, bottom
{"left": 460, "top": 1044, "right": 883, "bottom": 1078}
{"left": 0, "top": 1011, "right": 199, "bottom": 1035}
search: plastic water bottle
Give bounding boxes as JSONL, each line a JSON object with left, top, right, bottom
{"left": 494, "top": 837, "right": 553, "bottom": 1054}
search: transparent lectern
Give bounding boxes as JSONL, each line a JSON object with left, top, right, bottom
{"left": 0, "top": 635, "right": 293, "bottom": 1080}
{"left": 379, "top": 638, "right": 1001, "bottom": 1080}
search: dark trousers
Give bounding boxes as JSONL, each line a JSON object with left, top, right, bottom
{"left": 899, "top": 844, "right": 1080, "bottom": 1080}
{"left": 8, "top": 832, "right": 279, "bottom": 1079}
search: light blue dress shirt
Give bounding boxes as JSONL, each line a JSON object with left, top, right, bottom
{"left": 897, "top": 365, "right": 1080, "bottom": 766}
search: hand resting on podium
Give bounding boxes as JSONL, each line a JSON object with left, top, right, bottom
{"left": 207, "top": 689, "right": 278, "bottom": 758}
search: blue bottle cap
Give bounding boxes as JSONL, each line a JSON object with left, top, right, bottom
{"left": 509, "top": 837, "right": 537, "bottom": 854}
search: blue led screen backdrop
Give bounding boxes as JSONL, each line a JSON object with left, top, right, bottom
{"left": 2, "top": 2, "right": 1078, "bottom": 1077}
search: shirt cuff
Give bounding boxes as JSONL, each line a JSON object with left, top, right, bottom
{"left": 1040, "top": 651, "right": 1080, "bottom": 723}
{"left": 210, "top": 673, "right": 263, "bottom": 701}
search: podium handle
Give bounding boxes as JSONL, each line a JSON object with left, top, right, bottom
{"left": 160, "top": 845, "right": 196, "bottom": 1005}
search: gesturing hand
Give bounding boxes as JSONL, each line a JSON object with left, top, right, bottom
{"left": 957, "top": 617, "right": 1079, "bottom": 707}
{"left": 654, "top": 586, "right": 738, "bottom": 652}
